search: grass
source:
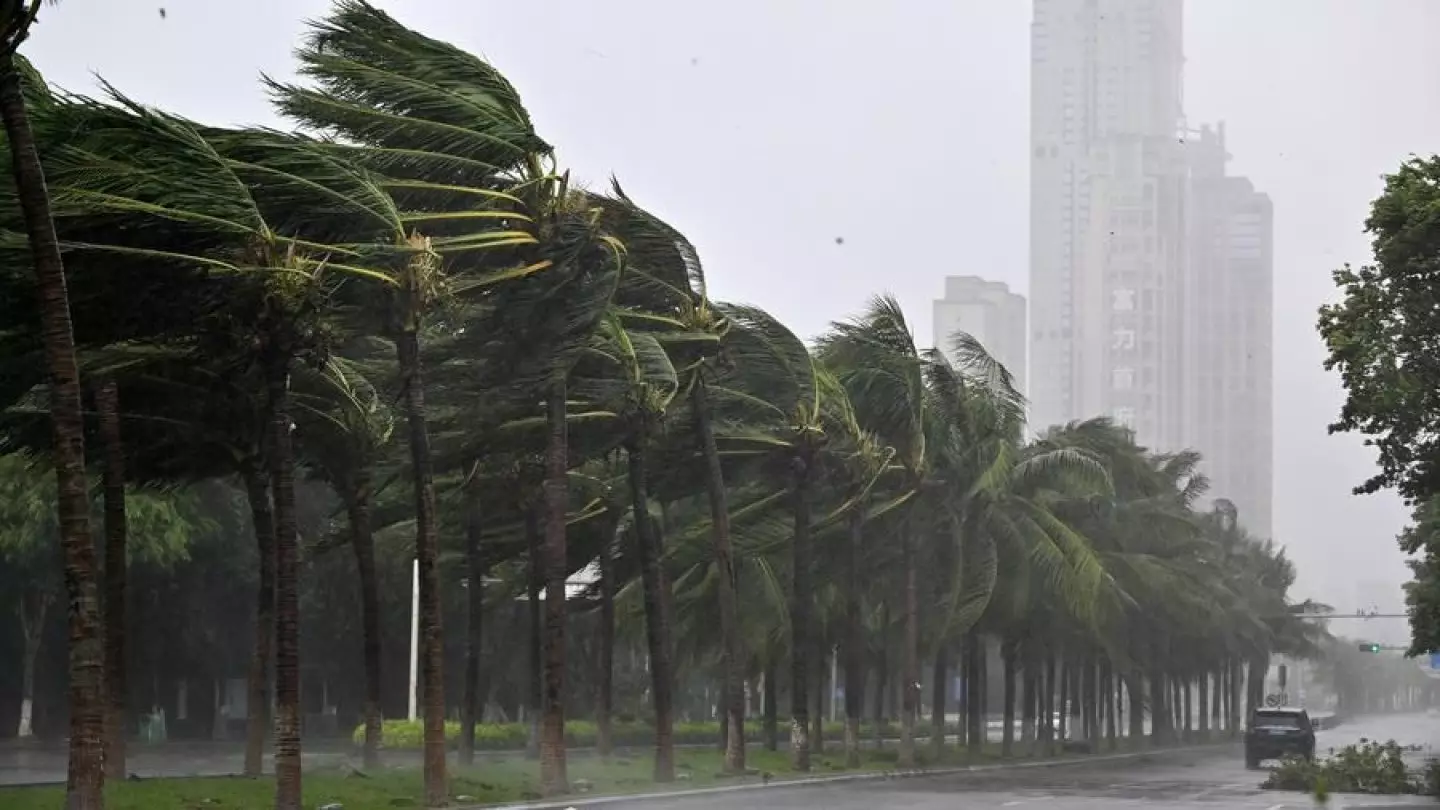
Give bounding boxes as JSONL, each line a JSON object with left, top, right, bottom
{"left": 0, "top": 734, "right": 1229, "bottom": 809}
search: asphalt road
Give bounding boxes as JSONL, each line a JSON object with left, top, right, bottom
{"left": 3, "top": 713, "right": 1437, "bottom": 809}
{"left": 596, "top": 713, "right": 1440, "bottom": 810}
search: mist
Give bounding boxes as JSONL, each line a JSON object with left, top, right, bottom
{"left": 22, "top": 0, "right": 1438, "bottom": 641}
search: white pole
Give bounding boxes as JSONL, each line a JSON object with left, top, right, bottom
{"left": 830, "top": 645, "right": 839, "bottom": 721}
{"left": 408, "top": 558, "right": 419, "bottom": 721}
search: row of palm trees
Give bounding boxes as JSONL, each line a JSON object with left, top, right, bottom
{"left": 0, "top": 2, "right": 1319, "bottom": 809}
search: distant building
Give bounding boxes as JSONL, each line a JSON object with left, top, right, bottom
{"left": 1027, "top": 0, "right": 1274, "bottom": 541}
{"left": 1184, "top": 123, "right": 1274, "bottom": 538}
{"left": 932, "top": 276, "right": 1027, "bottom": 394}
{"left": 1027, "top": 0, "right": 1189, "bottom": 446}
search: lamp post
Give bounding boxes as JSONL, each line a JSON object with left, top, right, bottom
{"left": 408, "top": 559, "right": 419, "bottom": 721}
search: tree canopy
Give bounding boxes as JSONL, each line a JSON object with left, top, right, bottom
{"left": 0, "top": 3, "right": 1325, "bottom": 808}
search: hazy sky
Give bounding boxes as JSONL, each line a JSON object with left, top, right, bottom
{"left": 26, "top": 1, "right": 1440, "bottom": 637}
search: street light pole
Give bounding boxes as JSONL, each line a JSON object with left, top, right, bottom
{"left": 408, "top": 557, "right": 419, "bottom": 721}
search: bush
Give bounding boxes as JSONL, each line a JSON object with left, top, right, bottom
{"left": 1262, "top": 739, "right": 1423, "bottom": 795}
{"left": 352, "top": 718, "right": 947, "bottom": 751}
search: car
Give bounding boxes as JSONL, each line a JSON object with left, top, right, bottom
{"left": 1244, "top": 707, "right": 1316, "bottom": 769}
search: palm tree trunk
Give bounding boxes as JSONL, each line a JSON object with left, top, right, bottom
{"left": 348, "top": 471, "right": 383, "bottom": 771}
{"left": 539, "top": 375, "right": 570, "bottom": 796}
{"left": 930, "top": 644, "right": 947, "bottom": 761}
{"left": 1083, "top": 660, "right": 1097, "bottom": 744}
{"left": 842, "top": 511, "right": 864, "bottom": 768}
{"left": 871, "top": 639, "right": 887, "bottom": 749}
{"left": 394, "top": 330, "right": 446, "bottom": 806}
{"left": 788, "top": 456, "right": 813, "bottom": 772}
{"left": 97, "top": 378, "right": 129, "bottom": 780}
{"left": 525, "top": 510, "right": 542, "bottom": 759}
{"left": 1126, "top": 674, "right": 1145, "bottom": 743}
{"left": 762, "top": 657, "right": 778, "bottom": 751}
{"left": 898, "top": 523, "right": 919, "bottom": 768}
{"left": 1211, "top": 668, "right": 1222, "bottom": 733}
{"left": 967, "top": 637, "right": 984, "bottom": 755}
{"left": 1057, "top": 663, "right": 1069, "bottom": 744}
{"left": 1042, "top": 653, "right": 1057, "bottom": 755}
{"left": 1021, "top": 652, "right": 1037, "bottom": 752}
{"left": 628, "top": 437, "right": 676, "bottom": 782}
{"left": 269, "top": 365, "right": 303, "bottom": 810}
{"left": 1196, "top": 671, "right": 1209, "bottom": 738}
{"left": 1149, "top": 670, "right": 1166, "bottom": 743}
{"left": 596, "top": 532, "right": 616, "bottom": 759}
{"left": 1180, "top": 674, "right": 1192, "bottom": 737}
{"left": 459, "top": 474, "right": 484, "bottom": 767}
{"left": 693, "top": 379, "right": 746, "bottom": 773}
{"left": 1001, "top": 642, "right": 1016, "bottom": 758}
{"left": 1229, "top": 660, "right": 1242, "bottom": 735}
{"left": 1103, "top": 663, "right": 1116, "bottom": 750}
{"left": 241, "top": 460, "right": 274, "bottom": 777}
{"left": 811, "top": 646, "right": 824, "bottom": 756}
{"left": 1173, "top": 677, "right": 1184, "bottom": 738}
{"left": 1, "top": 49, "right": 105, "bottom": 809}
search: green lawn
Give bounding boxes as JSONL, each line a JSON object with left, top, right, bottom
{"left": 0, "top": 745, "right": 978, "bottom": 810}
{"left": 0, "top": 736, "right": 1220, "bottom": 809}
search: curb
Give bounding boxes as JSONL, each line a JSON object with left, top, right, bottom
{"left": 470, "top": 740, "right": 1238, "bottom": 810}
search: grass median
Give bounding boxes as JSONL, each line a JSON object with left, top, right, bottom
{"left": 0, "top": 733, "right": 1228, "bottom": 809}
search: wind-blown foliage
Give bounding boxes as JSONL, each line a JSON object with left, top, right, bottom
{"left": 0, "top": 5, "right": 1322, "bottom": 809}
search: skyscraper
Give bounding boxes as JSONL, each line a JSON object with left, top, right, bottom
{"left": 1029, "top": 0, "right": 1275, "bottom": 538}
{"left": 932, "top": 276, "right": 1027, "bottom": 393}
{"left": 1028, "top": 0, "right": 1187, "bottom": 448}
{"left": 1185, "top": 123, "right": 1273, "bottom": 538}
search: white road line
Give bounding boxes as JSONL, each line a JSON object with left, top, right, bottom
{"left": 1264, "top": 803, "right": 1286, "bottom": 810}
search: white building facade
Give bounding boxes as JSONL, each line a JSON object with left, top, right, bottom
{"left": 1028, "top": 0, "right": 1273, "bottom": 537}
{"left": 932, "top": 276, "right": 1027, "bottom": 393}
{"left": 1029, "top": 0, "right": 1188, "bottom": 446}
{"left": 1184, "top": 123, "right": 1274, "bottom": 539}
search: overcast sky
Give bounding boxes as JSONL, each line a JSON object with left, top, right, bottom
{"left": 25, "top": 1, "right": 1440, "bottom": 637}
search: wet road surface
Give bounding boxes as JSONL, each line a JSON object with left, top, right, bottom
{"left": 2, "top": 713, "right": 1437, "bottom": 808}
{"left": 597, "top": 713, "right": 1440, "bottom": 810}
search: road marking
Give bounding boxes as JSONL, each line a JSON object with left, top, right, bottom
{"left": 1265, "top": 804, "right": 1286, "bottom": 810}
{"left": 1001, "top": 802, "right": 1023, "bottom": 807}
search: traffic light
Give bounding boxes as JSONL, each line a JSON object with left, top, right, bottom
{"left": 1359, "top": 642, "right": 1382, "bottom": 653}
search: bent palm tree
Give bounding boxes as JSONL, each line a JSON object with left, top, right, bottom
{"left": 0, "top": 13, "right": 104, "bottom": 806}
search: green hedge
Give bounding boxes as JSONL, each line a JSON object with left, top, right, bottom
{"left": 352, "top": 718, "right": 945, "bottom": 751}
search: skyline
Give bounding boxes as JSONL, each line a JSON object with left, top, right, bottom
{"left": 21, "top": 0, "right": 1440, "bottom": 623}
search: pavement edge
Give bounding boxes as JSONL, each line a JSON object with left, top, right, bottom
{"left": 469, "top": 741, "right": 1237, "bottom": 810}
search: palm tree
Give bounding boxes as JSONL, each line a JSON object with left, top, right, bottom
{"left": 574, "top": 313, "right": 682, "bottom": 781}
{"left": 707, "top": 304, "right": 860, "bottom": 771}
{"left": 0, "top": 9, "right": 105, "bottom": 804}
{"left": 94, "top": 377, "right": 128, "bottom": 778}
{"left": 291, "top": 355, "right": 394, "bottom": 769}
{"left": 599, "top": 185, "right": 746, "bottom": 772}
{"left": 27, "top": 81, "right": 436, "bottom": 806}
{"left": 273, "top": 3, "right": 614, "bottom": 795}
{"left": 816, "top": 295, "right": 932, "bottom": 768}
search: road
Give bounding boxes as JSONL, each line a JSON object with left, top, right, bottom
{"left": 2, "top": 713, "right": 1436, "bottom": 809}
{"left": 598, "top": 714, "right": 1440, "bottom": 810}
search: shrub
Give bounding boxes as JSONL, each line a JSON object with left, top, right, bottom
{"left": 352, "top": 718, "right": 951, "bottom": 751}
{"left": 1262, "top": 739, "right": 1422, "bottom": 795}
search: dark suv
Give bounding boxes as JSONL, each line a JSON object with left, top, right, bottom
{"left": 1244, "top": 707, "right": 1316, "bottom": 768}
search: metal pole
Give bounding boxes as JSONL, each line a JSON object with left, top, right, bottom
{"left": 830, "top": 645, "right": 839, "bottom": 721}
{"left": 408, "top": 557, "right": 419, "bottom": 721}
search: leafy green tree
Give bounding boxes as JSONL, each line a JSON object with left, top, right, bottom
{"left": 1319, "top": 156, "right": 1440, "bottom": 502}
{"left": 1400, "top": 497, "right": 1440, "bottom": 656}
{"left": 1319, "top": 156, "right": 1440, "bottom": 658}
{"left": 0, "top": 453, "right": 194, "bottom": 740}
